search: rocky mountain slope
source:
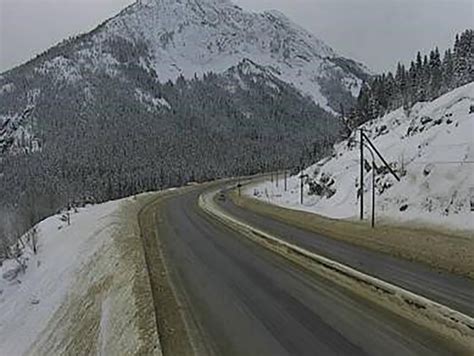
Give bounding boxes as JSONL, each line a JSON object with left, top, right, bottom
{"left": 250, "top": 82, "right": 474, "bottom": 232}
{"left": 0, "top": 0, "right": 369, "bottom": 157}
{"left": 0, "top": 0, "right": 371, "bottom": 233}
{"left": 103, "top": 0, "right": 369, "bottom": 109}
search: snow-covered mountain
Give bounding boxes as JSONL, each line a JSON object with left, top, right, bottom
{"left": 0, "top": 0, "right": 370, "bottom": 224}
{"left": 0, "top": 0, "right": 370, "bottom": 157}
{"left": 250, "top": 83, "right": 474, "bottom": 232}
{"left": 98, "top": 0, "right": 370, "bottom": 111}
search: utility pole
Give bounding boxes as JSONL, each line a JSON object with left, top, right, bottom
{"left": 360, "top": 129, "right": 364, "bottom": 220}
{"left": 358, "top": 130, "right": 401, "bottom": 228}
{"left": 284, "top": 170, "right": 288, "bottom": 192}
{"left": 67, "top": 202, "right": 71, "bottom": 226}
{"left": 372, "top": 161, "right": 376, "bottom": 228}
{"left": 300, "top": 174, "right": 308, "bottom": 205}
{"left": 359, "top": 141, "right": 375, "bottom": 228}
{"left": 276, "top": 171, "right": 279, "bottom": 188}
{"left": 300, "top": 175, "right": 304, "bottom": 205}
{"left": 362, "top": 132, "right": 400, "bottom": 182}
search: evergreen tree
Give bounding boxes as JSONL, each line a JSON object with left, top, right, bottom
{"left": 349, "top": 29, "right": 473, "bottom": 125}
{"left": 442, "top": 48, "right": 454, "bottom": 90}
{"left": 454, "top": 30, "right": 473, "bottom": 86}
{"left": 429, "top": 47, "right": 442, "bottom": 98}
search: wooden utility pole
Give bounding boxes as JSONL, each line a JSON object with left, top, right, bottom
{"left": 360, "top": 129, "right": 364, "bottom": 220}
{"left": 362, "top": 132, "right": 400, "bottom": 182}
{"left": 284, "top": 171, "right": 288, "bottom": 191}
{"left": 358, "top": 130, "right": 401, "bottom": 228}
{"left": 372, "top": 161, "right": 376, "bottom": 228}
{"left": 300, "top": 176, "right": 304, "bottom": 205}
{"left": 300, "top": 174, "right": 308, "bottom": 205}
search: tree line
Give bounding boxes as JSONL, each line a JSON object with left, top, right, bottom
{"left": 346, "top": 29, "right": 473, "bottom": 129}
{"left": 2, "top": 29, "right": 471, "bottom": 257}
{"left": 0, "top": 50, "right": 339, "bottom": 257}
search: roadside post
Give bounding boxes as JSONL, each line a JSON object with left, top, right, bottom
{"left": 300, "top": 174, "right": 309, "bottom": 205}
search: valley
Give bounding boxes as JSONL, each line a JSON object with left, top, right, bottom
{"left": 0, "top": 0, "right": 473, "bottom": 354}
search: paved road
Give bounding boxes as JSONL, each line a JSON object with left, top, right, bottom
{"left": 218, "top": 188, "right": 474, "bottom": 317}
{"left": 154, "top": 186, "right": 464, "bottom": 355}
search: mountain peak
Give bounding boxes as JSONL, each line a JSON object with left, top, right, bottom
{"left": 136, "top": 0, "right": 233, "bottom": 8}
{"left": 98, "top": 0, "right": 368, "bottom": 113}
{"left": 2, "top": 0, "right": 369, "bottom": 115}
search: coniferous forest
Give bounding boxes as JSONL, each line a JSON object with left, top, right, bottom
{"left": 0, "top": 57, "right": 339, "bottom": 251}
{"left": 346, "top": 29, "right": 473, "bottom": 129}
{"left": 0, "top": 28, "right": 472, "bottom": 252}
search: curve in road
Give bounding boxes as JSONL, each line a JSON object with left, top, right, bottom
{"left": 217, "top": 188, "right": 474, "bottom": 318}
{"left": 151, "top": 185, "right": 465, "bottom": 355}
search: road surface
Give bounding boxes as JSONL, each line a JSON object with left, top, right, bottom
{"left": 151, "top": 185, "right": 467, "bottom": 355}
{"left": 218, "top": 188, "right": 474, "bottom": 317}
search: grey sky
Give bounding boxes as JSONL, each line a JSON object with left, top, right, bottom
{"left": 0, "top": 0, "right": 472, "bottom": 74}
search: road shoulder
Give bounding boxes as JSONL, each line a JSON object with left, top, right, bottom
{"left": 137, "top": 188, "right": 197, "bottom": 356}
{"left": 230, "top": 191, "right": 474, "bottom": 280}
{"left": 201, "top": 189, "right": 474, "bottom": 352}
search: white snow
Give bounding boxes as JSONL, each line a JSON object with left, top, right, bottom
{"left": 98, "top": 295, "right": 113, "bottom": 356}
{"left": 77, "top": 48, "right": 120, "bottom": 77}
{"left": 98, "top": 0, "right": 366, "bottom": 112}
{"left": 0, "top": 200, "right": 120, "bottom": 355}
{"left": 0, "top": 89, "right": 41, "bottom": 155}
{"left": 36, "top": 56, "right": 82, "bottom": 83}
{"left": 0, "top": 83, "right": 14, "bottom": 95}
{"left": 249, "top": 83, "right": 474, "bottom": 233}
{"left": 135, "top": 88, "right": 171, "bottom": 111}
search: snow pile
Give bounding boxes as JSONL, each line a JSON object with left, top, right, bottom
{"left": 0, "top": 198, "right": 161, "bottom": 355}
{"left": 249, "top": 83, "right": 474, "bottom": 232}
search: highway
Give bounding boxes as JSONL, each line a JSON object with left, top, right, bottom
{"left": 149, "top": 184, "right": 469, "bottom": 355}
{"left": 218, "top": 189, "right": 474, "bottom": 317}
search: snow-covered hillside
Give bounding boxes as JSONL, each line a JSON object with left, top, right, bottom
{"left": 249, "top": 83, "right": 474, "bottom": 232}
{"left": 0, "top": 201, "right": 118, "bottom": 354}
{"left": 0, "top": 198, "right": 161, "bottom": 355}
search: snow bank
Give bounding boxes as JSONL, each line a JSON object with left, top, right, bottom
{"left": 0, "top": 196, "right": 161, "bottom": 355}
{"left": 0, "top": 202, "right": 118, "bottom": 354}
{"left": 249, "top": 83, "right": 474, "bottom": 233}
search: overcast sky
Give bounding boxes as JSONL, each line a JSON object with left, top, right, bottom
{"left": 0, "top": 0, "right": 472, "bottom": 73}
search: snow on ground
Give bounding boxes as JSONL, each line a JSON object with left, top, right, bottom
{"left": 135, "top": 88, "right": 172, "bottom": 111}
{"left": 0, "top": 201, "right": 119, "bottom": 354}
{"left": 0, "top": 197, "right": 161, "bottom": 355}
{"left": 100, "top": 0, "right": 366, "bottom": 114}
{"left": 249, "top": 83, "right": 474, "bottom": 233}
{"left": 35, "top": 56, "right": 82, "bottom": 84}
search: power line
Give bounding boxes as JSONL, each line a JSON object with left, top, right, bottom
{"left": 429, "top": 142, "right": 472, "bottom": 147}
{"left": 409, "top": 161, "right": 474, "bottom": 164}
